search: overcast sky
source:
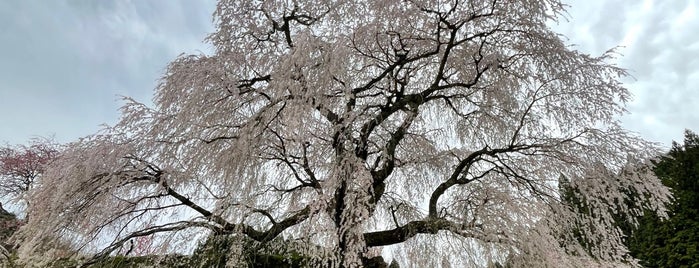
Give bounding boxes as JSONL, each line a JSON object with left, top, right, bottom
{"left": 0, "top": 0, "right": 697, "bottom": 148}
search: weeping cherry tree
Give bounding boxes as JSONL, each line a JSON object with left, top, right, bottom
{"left": 18, "top": 0, "right": 671, "bottom": 267}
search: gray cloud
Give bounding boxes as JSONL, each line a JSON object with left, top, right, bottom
{"left": 0, "top": 0, "right": 215, "bottom": 144}
{"left": 556, "top": 0, "right": 699, "bottom": 146}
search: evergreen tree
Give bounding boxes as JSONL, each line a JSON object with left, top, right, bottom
{"left": 628, "top": 130, "right": 699, "bottom": 267}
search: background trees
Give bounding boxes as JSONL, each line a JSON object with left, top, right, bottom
{"left": 0, "top": 138, "right": 60, "bottom": 213}
{"left": 627, "top": 130, "right": 699, "bottom": 267}
{"left": 16, "top": 0, "right": 670, "bottom": 267}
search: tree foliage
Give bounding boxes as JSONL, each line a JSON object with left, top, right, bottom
{"left": 627, "top": 130, "right": 699, "bottom": 267}
{"left": 0, "top": 138, "right": 60, "bottom": 209}
{"left": 17, "top": 0, "right": 671, "bottom": 267}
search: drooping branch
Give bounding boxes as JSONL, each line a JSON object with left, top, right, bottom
{"left": 119, "top": 163, "right": 314, "bottom": 245}
{"left": 157, "top": 175, "right": 311, "bottom": 243}
{"left": 87, "top": 221, "right": 216, "bottom": 265}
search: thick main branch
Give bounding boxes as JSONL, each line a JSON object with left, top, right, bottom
{"left": 363, "top": 219, "right": 456, "bottom": 247}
